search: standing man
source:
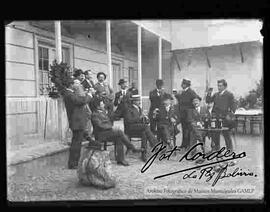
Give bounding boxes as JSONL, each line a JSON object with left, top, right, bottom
{"left": 114, "top": 79, "right": 132, "bottom": 111}
{"left": 62, "top": 78, "right": 93, "bottom": 169}
{"left": 149, "top": 79, "right": 167, "bottom": 134}
{"left": 128, "top": 82, "right": 139, "bottom": 95}
{"left": 82, "top": 70, "right": 95, "bottom": 91}
{"left": 94, "top": 72, "right": 114, "bottom": 117}
{"left": 187, "top": 96, "right": 209, "bottom": 163}
{"left": 154, "top": 93, "right": 179, "bottom": 148}
{"left": 206, "top": 79, "right": 237, "bottom": 154}
{"left": 175, "top": 79, "right": 198, "bottom": 150}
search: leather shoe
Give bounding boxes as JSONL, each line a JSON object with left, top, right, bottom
{"left": 117, "top": 160, "right": 129, "bottom": 166}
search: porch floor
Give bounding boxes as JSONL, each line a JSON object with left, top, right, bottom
{"left": 7, "top": 122, "right": 264, "bottom": 201}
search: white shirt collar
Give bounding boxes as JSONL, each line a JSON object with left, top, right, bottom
{"left": 220, "top": 89, "right": 226, "bottom": 95}
{"left": 183, "top": 87, "right": 190, "bottom": 92}
{"left": 196, "top": 106, "right": 200, "bottom": 113}
{"left": 66, "top": 88, "right": 74, "bottom": 93}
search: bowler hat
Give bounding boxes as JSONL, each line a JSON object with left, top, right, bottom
{"left": 182, "top": 78, "right": 191, "bottom": 86}
{"left": 162, "top": 93, "right": 173, "bottom": 101}
{"left": 156, "top": 79, "right": 164, "bottom": 86}
{"left": 97, "top": 72, "right": 107, "bottom": 79}
{"left": 193, "top": 95, "right": 202, "bottom": 101}
{"left": 73, "top": 69, "right": 83, "bottom": 77}
{"left": 118, "top": 79, "right": 127, "bottom": 85}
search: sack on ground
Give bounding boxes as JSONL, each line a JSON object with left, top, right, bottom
{"left": 77, "top": 147, "right": 116, "bottom": 189}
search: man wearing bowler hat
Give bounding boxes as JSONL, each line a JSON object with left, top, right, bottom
{"left": 149, "top": 79, "right": 168, "bottom": 134}
{"left": 114, "top": 79, "right": 132, "bottom": 111}
{"left": 94, "top": 72, "right": 114, "bottom": 117}
{"left": 175, "top": 78, "right": 198, "bottom": 150}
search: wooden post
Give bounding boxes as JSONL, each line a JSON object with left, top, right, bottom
{"left": 106, "top": 20, "right": 113, "bottom": 88}
{"left": 138, "top": 25, "right": 142, "bottom": 107}
{"left": 54, "top": 21, "right": 62, "bottom": 63}
{"left": 54, "top": 21, "right": 63, "bottom": 141}
{"left": 158, "top": 36, "right": 162, "bottom": 79}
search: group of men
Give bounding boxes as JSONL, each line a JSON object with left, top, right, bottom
{"left": 62, "top": 67, "right": 237, "bottom": 169}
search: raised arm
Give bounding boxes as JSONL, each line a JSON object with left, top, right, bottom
{"left": 67, "top": 92, "right": 92, "bottom": 106}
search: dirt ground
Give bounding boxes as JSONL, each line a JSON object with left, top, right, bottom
{"left": 7, "top": 133, "right": 264, "bottom": 201}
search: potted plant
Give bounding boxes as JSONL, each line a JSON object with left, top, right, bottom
{"left": 48, "top": 60, "right": 73, "bottom": 99}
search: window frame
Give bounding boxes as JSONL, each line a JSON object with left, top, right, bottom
{"left": 35, "top": 36, "right": 73, "bottom": 97}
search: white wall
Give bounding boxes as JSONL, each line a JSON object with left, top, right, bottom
{"left": 171, "top": 20, "right": 262, "bottom": 50}
{"left": 172, "top": 41, "right": 263, "bottom": 100}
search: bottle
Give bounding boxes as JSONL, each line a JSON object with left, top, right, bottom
{"left": 219, "top": 117, "right": 223, "bottom": 129}
{"left": 211, "top": 115, "right": 216, "bottom": 129}
{"left": 204, "top": 117, "right": 209, "bottom": 129}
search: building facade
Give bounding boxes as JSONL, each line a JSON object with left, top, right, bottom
{"left": 5, "top": 20, "right": 172, "bottom": 149}
{"left": 5, "top": 20, "right": 263, "bottom": 150}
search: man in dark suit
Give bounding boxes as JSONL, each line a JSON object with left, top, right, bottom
{"left": 154, "top": 93, "right": 179, "bottom": 147}
{"left": 128, "top": 82, "right": 139, "bottom": 95}
{"left": 175, "top": 79, "right": 198, "bottom": 150}
{"left": 187, "top": 96, "right": 210, "bottom": 163}
{"left": 91, "top": 98, "right": 143, "bottom": 166}
{"left": 62, "top": 78, "right": 93, "bottom": 169}
{"left": 206, "top": 79, "right": 237, "bottom": 153}
{"left": 148, "top": 79, "right": 168, "bottom": 134}
{"left": 82, "top": 70, "right": 95, "bottom": 91}
{"left": 114, "top": 79, "right": 132, "bottom": 117}
{"left": 122, "top": 95, "right": 158, "bottom": 156}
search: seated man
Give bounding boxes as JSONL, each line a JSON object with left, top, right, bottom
{"left": 187, "top": 95, "right": 210, "bottom": 163}
{"left": 91, "top": 97, "right": 143, "bottom": 166}
{"left": 122, "top": 95, "right": 158, "bottom": 156}
{"left": 154, "top": 93, "right": 179, "bottom": 148}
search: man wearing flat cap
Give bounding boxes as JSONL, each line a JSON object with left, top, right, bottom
{"left": 175, "top": 78, "right": 198, "bottom": 150}
{"left": 154, "top": 93, "right": 179, "bottom": 148}
{"left": 148, "top": 79, "right": 168, "bottom": 134}
{"left": 187, "top": 95, "right": 210, "bottom": 163}
{"left": 94, "top": 72, "right": 114, "bottom": 117}
{"left": 114, "top": 79, "right": 132, "bottom": 112}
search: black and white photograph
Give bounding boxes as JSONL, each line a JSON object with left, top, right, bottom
{"left": 5, "top": 20, "right": 264, "bottom": 202}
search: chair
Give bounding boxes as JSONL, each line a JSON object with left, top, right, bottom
{"left": 124, "top": 123, "right": 148, "bottom": 162}
{"left": 156, "top": 123, "right": 177, "bottom": 147}
{"left": 91, "top": 125, "right": 117, "bottom": 158}
{"left": 250, "top": 114, "right": 263, "bottom": 135}
{"left": 235, "top": 115, "right": 247, "bottom": 134}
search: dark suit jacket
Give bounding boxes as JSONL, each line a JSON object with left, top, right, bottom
{"left": 94, "top": 82, "right": 114, "bottom": 101}
{"left": 62, "top": 89, "right": 92, "bottom": 131}
{"left": 155, "top": 105, "right": 178, "bottom": 128}
{"left": 91, "top": 109, "right": 114, "bottom": 140}
{"left": 123, "top": 104, "right": 142, "bottom": 125}
{"left": 175, "top": 87, "right": 197, "bottom": 120}
{"left": 81, "top": 79, "right": 95, "bottom": 90}
{"left": 128, "top": 87, "right": 138, "bottom": 95}
{"left": 114, "top": 90, "right": 132, "bottom": 107}
{"left": 187, "top": 105, "right": 209, "bottom": 128}
{"left": 149, "top": 89, "right": 167, "bottom": 115}
{"left": 206, "top": 90, "right": 236, "bottom": 116}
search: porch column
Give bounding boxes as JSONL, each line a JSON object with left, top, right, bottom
{"left": 106, "top": 20, "right": 113, "bottom": 87}
{"left": 137, "top": 25, "right": 142, "bottom": 106}
{"left": 54, "top": 21, "right": 62, "bottom": 63}
{"left": 158, "top": 36, "right": 162, "bottom": 79}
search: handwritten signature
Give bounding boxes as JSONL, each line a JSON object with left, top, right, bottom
{"left": 140, "top": 142, "right": 255, "bottom": 185}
